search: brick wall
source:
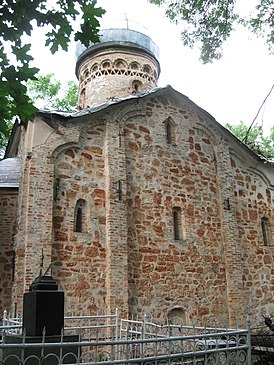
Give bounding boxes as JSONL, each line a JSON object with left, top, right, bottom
{"left": 52, "top": 125, "right": 107, "bottom": 314}
{"left": 124, "top": 97, "right": 229, "bottom": 322}
{"left": 0, "top": 190, "right": 18, "bottom": 317}
{"left": 8, "top": 90, "right": 274, "bottom": 327}
{"left": 231, "top": 153, "right": 274, "bottom": 322}
{"left": 77, "top": 49, "right": 159, "bottom": 108}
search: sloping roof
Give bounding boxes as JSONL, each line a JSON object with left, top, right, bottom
{"left": 38, "top": 85, "right": 271, "bottom": 164}
{"left": 0, "top": 157, "right": 21, "bottom": 188}
{"left": 38, "top": 86, "right": 165, "bottom": 118}
{"left": 5, "top": 86, "right": 272, "bottom": 172}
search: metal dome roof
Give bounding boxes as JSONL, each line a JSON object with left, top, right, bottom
{"left": 75, "top": 28, "right": 160, "bottom": 75}
{"left": 0, "top": 157, "right": 21, "bottom": 188}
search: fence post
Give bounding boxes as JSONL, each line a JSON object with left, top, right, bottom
{"left": 21, "top": 328, "right": 26, "bottom": 364}
{"left": 3, "top": 310, "right": 8, "bottom": 327}
{"left": 140, "top": 313, "right": 147, "bottom": 359}
{"left": 143, "top": 313, "right": 147, "bottom": 340}
{"left": 246, "top": 318, "right": 252, "bottom": 365}
{"left": 115, "top": 308, "right": 119, "bottom": 341}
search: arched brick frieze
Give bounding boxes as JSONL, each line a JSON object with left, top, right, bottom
{"left": 115, "top": 101, "right": 147, "bottom": 125}
{"left": 81, "top": 58, "right": 156, "bottom": 84}
{"left": 113, "top": 102, "right": 147, "bottom": 144}
{"left": 78, "top": 120, "right": 107, "bottom": 143}
{"left": 247, "top": 166, "right": 274, "bottom": 189}
{"left": 114, "top": 58, "right": 128, "bottom": 69}
{"left": 51, "top": 142, "right": 80, "bottom": 161}
{"left": 129, "top": 61, "right": 140, "bottom": 70}
{"left": 194, "top": 123, "right": 220, "bottom": 165}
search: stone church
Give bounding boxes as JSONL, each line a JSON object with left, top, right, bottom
{"left": 0, "top": 28, "right": 273, "bottom": 327}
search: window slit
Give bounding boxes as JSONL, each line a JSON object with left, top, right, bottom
{"left": 166, "top": 121, "right": 172, "bottom": 144}
{"left": 173, "top": 207, "right": 181, "bottom": 240}
{"left": 164, "top": 117, "right": 176, "bottom": 145}
{"left": 74, "top": 198, "right": 87, "bottom": 233}
{"left": 261, "top": 217, "right": 271, "bottom": 246}
{"left": 75, "top": 207, "right": 82, "bottom": 232}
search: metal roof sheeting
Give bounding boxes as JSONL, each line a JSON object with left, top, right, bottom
{"left": 0, "top": 157, "right": 21, "bottom": 188}
{"left": 75, "top": 28, "right": 160, "bottom": 77}
{"left": 39, "top": 86, "right": 163, "bottom": 118}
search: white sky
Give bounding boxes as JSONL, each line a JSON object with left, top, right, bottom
{"left": 29, "top": 0, "right": 274, "bottom": 135}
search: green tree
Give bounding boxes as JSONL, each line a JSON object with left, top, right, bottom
{"left": 0, "top": 74, "right": 79, "bottom": 157}
{"left": 225, "top": 121, "right": 274, "bottom": 159}
{"left": 27, "top": 73, "right": 78, "bottom": 111}
{"left": 0, "top": 0, "right": 105, "bottom": 140}
{"left": 0, "top": 119, "right": 13, "bottom": 158}
{"left": 149, "top": 0, "right": 274, "bottom": 63}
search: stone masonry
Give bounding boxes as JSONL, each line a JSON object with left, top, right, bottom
{"left": 0, "top": 190, "right": 17, "bottom": 314}
{"left": 0, "top": 28, "right": 273, "bottom": 327}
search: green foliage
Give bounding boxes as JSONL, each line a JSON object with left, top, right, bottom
{"left": 0, "top": 0, "right": 105, "bottom": 141}
{"left": 149, "top": 0, "right": 274, "bottom": 63}
{"left": 225, "top": 121, "right": 274, "bottom": 159}
{"left": 27, "top": 74, "right": 78, "bottom": 111}
{"left": 0, "top": 119, "right": 13, "bottom": 158}
{"left": 0, "top": 74, "right": 79, "bottom": 156}
{"left": 249, "top": 0, "right": 274, "bottom": 51}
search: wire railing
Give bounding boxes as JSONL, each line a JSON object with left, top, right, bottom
{"left": 0, "top": 309, "right": 252, "bottom": 365}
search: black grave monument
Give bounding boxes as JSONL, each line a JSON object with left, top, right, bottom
{"left": 1, "top": 274, "right": 79, "bottom": 365}
{"left": 23, "top": 275, "right": 64, "bottom": 336}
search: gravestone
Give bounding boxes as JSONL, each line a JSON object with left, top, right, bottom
{"left": 23, "top": 275, "right": 64, "bottom": 336}
{"left": 2, "top": 275, "right": 80, "bottom": 365}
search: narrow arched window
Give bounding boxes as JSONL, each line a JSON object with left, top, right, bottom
{"left": 261, "top": 217, "right": 272, "bottom": 246}
{"left": 132, "top": 80, "right": 142, "bottom": 94}
{"left": 164, "top": 117, "right": 176, "bottom": 145}
{"left": 166, "top": 121, "right": 172, "bottom": 144}
{"left": 173, "top": 207, "right": 183, "bottom": 240}
{"left": 74, "top": 199, "right": 87, "bottom": 233}
{"left": 75, "top": 207, "right": 82, "bottom": 232}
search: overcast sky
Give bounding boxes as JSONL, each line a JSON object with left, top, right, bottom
{"left": 29, "top": 0, "right": 274, "bottom": 135}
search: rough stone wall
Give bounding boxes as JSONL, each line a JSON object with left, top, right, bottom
{"left": 11, "top": 117, "right": 81, "bottom": 315}
{"left": 0, "top": 190, "right": 18, "bottom": 316}
{"left": 9, "top": 91, "right": 274, "bottom": 326}
{"left": 230, "top": 152, "right": 274, "bottom": 325}
{"left": 12, "top": 147, "right": 55, "bottom": 312}
{"left": 104, "top": 120, "right": 129, "bottom": 315}
{"left": 12, "top": 115, "right": 130, "bottom": 317}
{"left": 50, "top": 120, "right": 130, "bottom": 316}
{"left": 124, "top": 96, "right": 229, "bottom": 323}
{"left": 52, "top": 125, "right": 107, "bottom": 314}
{"left": 122, "top": 94, "right": 273, "bottom": 325}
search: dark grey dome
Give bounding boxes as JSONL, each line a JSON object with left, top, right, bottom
{"left": 75, "top": 28, "right": 160, "bottom": 75}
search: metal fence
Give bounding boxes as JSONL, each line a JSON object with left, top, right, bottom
{"left": 0, "top": 310, "right": 252, "bottom": 365}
